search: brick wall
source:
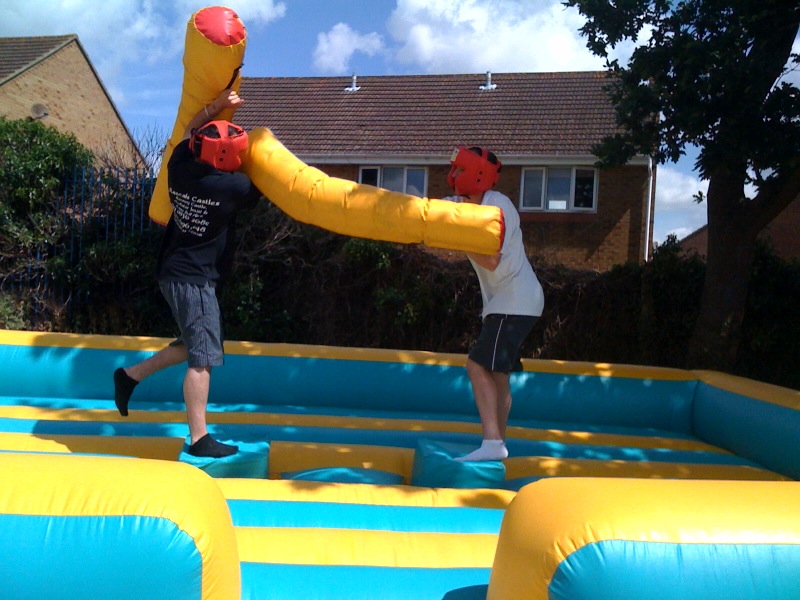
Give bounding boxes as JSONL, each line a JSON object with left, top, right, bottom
{"left": 514, "top": 165, "right": 652, "bottom": 271}
{"left": 316, "top": 163, "right": 654, "bottom": 271}
{"left": 680, "top": 195, "right": 800, "bottom": 262}
{"left": 761, "top": 195, "right": 800, "bottom": 261}
{"left": 0, "top": 40, "right": 140, "bottom": 167}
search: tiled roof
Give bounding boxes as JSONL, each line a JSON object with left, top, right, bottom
{"left": 0, "top": 35, "right": 76, "bottom": 85}
{"left": 236, "top": 71, "right": 620, "bottom": 158}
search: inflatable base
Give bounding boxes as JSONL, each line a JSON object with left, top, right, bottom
{"left": 178, "top": 437, "right": 269, "bottom": 478}
{"left": 411, "top": 439, "right": 506, "bottom": 488}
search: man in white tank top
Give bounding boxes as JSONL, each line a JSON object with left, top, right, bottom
{"left": 446, "top": 147, "right": 544, "bottom": 461}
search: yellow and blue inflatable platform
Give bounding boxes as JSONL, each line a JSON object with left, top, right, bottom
{"left": 0, "top": 329, "right": 798, "bottom": 599}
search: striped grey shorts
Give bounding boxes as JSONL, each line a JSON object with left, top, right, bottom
{"left": 159, "top": 280, "right": 224, "bottom": 368}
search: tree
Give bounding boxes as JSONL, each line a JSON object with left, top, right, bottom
{"left": 0, "top": 116, "right": 94, "bottom": 282}
{"left": 564, "top": 0, "right": 800, "bottom": 371}
{"left": 95, "top": 123, "right": 168, "bottom": 175}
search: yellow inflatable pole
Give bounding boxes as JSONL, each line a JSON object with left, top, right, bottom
{"left": 149, "top": 6, "right": 247, "bottom": 225}
{"left": 149, "top": 6, "right": 505, "bottom": 255}
{"left": 244, "top": 128, "right": 504, "bottom": 253}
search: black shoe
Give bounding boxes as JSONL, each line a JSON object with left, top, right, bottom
{"left": 188, "top": 434, "right": 238, "bottom": 458}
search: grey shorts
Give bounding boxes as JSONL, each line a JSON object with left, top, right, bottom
{"left": 159, "top": 280, "right": 224, "bottom": 368}
{"left": 469, "top": 314, "right": 538, "bottom": 374}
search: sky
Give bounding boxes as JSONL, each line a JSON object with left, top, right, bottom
{"left": 4, "top": 0, "right": 796, "bottom": 244}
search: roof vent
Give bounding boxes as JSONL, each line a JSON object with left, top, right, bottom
{"left": 344, "top": 73, "right": 360, "bottom": 92}
{"left": 479, "top": 71, "right": 497, "bottom": 91}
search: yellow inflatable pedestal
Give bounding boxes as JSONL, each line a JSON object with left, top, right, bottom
{"left": 149, "top": 6, "right": 505, "bottom": 255}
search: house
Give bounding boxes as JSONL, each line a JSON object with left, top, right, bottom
{"left": 763, "top": 198, "right": 800, "bottom": 260}
{"left": 235, "top": 71, "right": 656, "bottom": 271}
{"left": 0, "top": 34, "right": 142, "bottom": 168}
{"left": 680, "top": 197, "right": 800, "bottom": 262}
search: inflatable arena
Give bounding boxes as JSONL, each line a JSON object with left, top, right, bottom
{"left": 0, "top": 330, "right": 798, "bottom": 599}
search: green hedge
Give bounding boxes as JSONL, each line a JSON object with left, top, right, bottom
{"left": 12, "top": 198, "right": 800, "bottom": 389}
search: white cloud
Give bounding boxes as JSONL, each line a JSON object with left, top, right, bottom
{"left": 652, "top": 164, "right": 708, "bottom": 243}
{"left": 313, "top": 23, "right": 384, "bottom": 74}
{"left": 170, "top": 0, "right": 286, "bottom": 33}
{"left": 0, "top": 1, "right": 181, "bottom": 73}
{"left": 1, "top": 1, "right": 181, "bottom": 118}
{"left": 207, "top": 0, "right": 286, "bottom": 26}
{"left": 386, "top": 0, "right": 608, "bottom": 73}
{"left": 0, "top": 0, "right": 286, "bottom": 111}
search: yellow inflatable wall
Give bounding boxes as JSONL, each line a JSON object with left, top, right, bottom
{"left": 0, "top": 453, "right": 240, "bottom": 599}
{"left": 488, "top": 478, "right": 800, "bottom": 600}
{"left": 149, "top": 6, "right": 505, "bottom": 255}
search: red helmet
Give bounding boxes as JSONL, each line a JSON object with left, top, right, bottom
{"left": 447, "top": 146, "right": 502, "bottom": 196}
{"left": 190, "top": 120, "right": 249, "bottom": 172}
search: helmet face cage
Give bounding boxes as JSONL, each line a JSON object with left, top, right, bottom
{"left": 447, "top": 146, "right": 502, "bottom": 196}
{"left": 190, "top": 120, "right": 249, "bottom": 172}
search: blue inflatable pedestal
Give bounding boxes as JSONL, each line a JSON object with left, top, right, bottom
{"left": 411, "top": 439, "right": 506, "bottom": 488}
{"left": 178, "top": 437, "right": 270, "bottom": 479}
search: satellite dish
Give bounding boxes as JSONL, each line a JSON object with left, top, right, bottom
{"left": 30, "top": 103, "right": 49, "bottom": 119}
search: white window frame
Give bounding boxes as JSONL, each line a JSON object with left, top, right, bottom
{"left": 358, "top": 166, "right": 428, "bottom": 196}
{"left": 519, "top": 166, "right": 598, "bottom": 213}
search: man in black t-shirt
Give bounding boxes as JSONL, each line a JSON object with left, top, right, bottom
{"left": 113, "top": 89, "right": 262, "bottom": 458}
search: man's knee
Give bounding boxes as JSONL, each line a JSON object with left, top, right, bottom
{"left": 467, "top": 357, "right": 490, "bottom": 379}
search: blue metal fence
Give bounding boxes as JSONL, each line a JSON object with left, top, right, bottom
{"left": 61, "top": 165, "right": 157, "bottom": 247}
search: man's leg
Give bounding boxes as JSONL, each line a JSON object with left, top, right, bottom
{"left": 455, "top": 358, "right": 509, "bottom": 462}
{"left": 183, "top": 365, "right": 237, "bottom": 458}
{"left": 456, "top": 314, "right": 535, "bottom": 462}
{"left": 492, "top": 371, "right": 512, "bottom": 440}
{"left": 466, "top": 358, "right": 503, "bottom": 439}
{"left": 114, "top": 343, "right": 188, "bottom": 416}
{"left": 127, "top": 343, "right": 187, "bottom": 382}
{"left": 184, "top": 365, "right": 212, "bottom": 444}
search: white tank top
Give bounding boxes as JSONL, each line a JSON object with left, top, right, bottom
{"left": 467, "top": 191, "right": 544, "bottom": 318}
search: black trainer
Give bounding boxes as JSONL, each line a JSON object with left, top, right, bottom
{"left": 188, "top": 434, "right": 238, "bottom": 458}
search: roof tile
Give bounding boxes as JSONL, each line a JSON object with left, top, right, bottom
{"left": 236, "top": 71, "right": 619, "bottom": 157}
{"left": 0, "top": 35, "right": 76, "bottom": 84}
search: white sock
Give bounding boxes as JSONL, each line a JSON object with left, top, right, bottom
{"left": 455, "top": 439, "right": 508, "bottom": 462}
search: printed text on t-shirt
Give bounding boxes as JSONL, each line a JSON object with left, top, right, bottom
{"left": 170, "top": 188, "right": 220, "bottom": 237}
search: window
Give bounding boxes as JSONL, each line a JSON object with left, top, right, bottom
{"left": 574, "top": 169, "right": 596, "bottom": 208}
{"left": 360, "top": 167, "right": 379, "bottom": 187}
{"left": 520, "top": 167, "right": 597, "bottom": 212}
{"left": 359, "top": 166, "right": 427, "bottom": 196}
{"left": 520, "top": 169, "right": 544, "bottom": 210}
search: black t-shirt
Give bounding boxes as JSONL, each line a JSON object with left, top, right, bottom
{"left": 156, "top": 139, "right": 261, "bottom": 284}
